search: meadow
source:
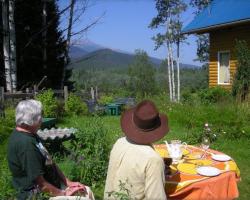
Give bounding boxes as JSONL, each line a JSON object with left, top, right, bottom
{"left": 0, "top": 93, "right": 250, "bottom": 199}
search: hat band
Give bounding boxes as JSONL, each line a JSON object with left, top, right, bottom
{"left": 133, "top": 113, "right": 161, "bottom": 132}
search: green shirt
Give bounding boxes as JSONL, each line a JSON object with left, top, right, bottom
{"left": 7, "top": 129, "right": 45, "bottom": 200}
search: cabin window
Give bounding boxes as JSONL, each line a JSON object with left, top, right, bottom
{"left": 218, "top": 51, "right": 230, "bottom": 84}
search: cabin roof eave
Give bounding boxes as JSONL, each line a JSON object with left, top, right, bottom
{"left": 182, "top": 18, "right": 250, "bottom": 35}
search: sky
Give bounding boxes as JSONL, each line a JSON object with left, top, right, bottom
{"left": 58, "top": 0, "right": 201, "bottom": 66}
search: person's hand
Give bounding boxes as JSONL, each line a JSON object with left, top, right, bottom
{"left": 59, "top": 190, "right": 66, "bottom": 196}
{"left": 67, "top": 181, "right": 84, "bottom": 188}
{"left": 67, "top": 181, "right": 86, "bottom": 191}
{"left": 64, "top": 186, "right": 85, "bottom": 196}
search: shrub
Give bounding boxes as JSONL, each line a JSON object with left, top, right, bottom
{"left": 181, "top": 91, "right": 193, "bottom": 103}
{"left": 0, "top": 107, "right": 15, "bottom": 143}
{"left": 64, "top": 93, "right": 88, "bottom": 116}
{"left": 65, "top": 117, "right": 111, "bottom": 186}
{"left": 56, "top": 99, "right": 66, "bottom": 117}
{"left": 35, "top": 89, "right": 58, "bottom": 118}
{"left": 199, "top": 87, "right": 231, "bottom": 104}
{"left": 214, "top": 104, "right": 250, "bottom": 140}
{"left": 92, "top": 105, "right": 106, "bottom": 116}
{"left": 181, "top": 90, "right": 200, "bottom": 105}
{"left": 232, "top": 40, "right": 250, "bottom": 101}
{"left": 0, "top": 158, "right": 15, "bottom": 199}
{"left": 98, "top": 95, "right": 114, "bottom": 105}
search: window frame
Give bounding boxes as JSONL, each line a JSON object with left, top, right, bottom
{"left": 217, "top": 51, "right": 230, "bottom": 85}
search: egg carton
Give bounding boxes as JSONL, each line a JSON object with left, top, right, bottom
{"left": 37, "top": 127, "right": 77, "bottom": 141}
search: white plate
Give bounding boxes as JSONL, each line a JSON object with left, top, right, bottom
{"left": 212, "top": 154, "right": 231, "bottom": 161}
{"left": 197, "top": 166, "right": 221, "bottom": 176}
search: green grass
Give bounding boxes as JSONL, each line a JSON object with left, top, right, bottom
{"left": 212, "top": 139, "right": 250, "bottom": 199}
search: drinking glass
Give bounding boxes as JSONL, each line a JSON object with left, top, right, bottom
{"left": 169, "top": 140, "right": 182, "bottom": 164}
{"left": 201, "top": 136, "right": 210, "bottom": 158}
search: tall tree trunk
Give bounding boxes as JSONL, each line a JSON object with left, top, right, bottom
{"left": 2, "top": 0, "right": 12, "bottom": 92}
{"left": 9, "top": 0, "right": 16, "bottom": 91}
{"left": 177, "top": 39, "right": 180, "bottom": 102}
{"left": 167, "top": 41, "right": 172, "bottom": 101}
{"left": 167, "top": 11, "right": 175, "bottom": 102}
{"left": 42, "top": 0, "right": 47, "bottom": 73}
{"left": 169, "top": 42, "right": 176, "bottom": 101}
{"left": 166, "top": 11, "right": 173, "bottom": 101}
{"left": 62, "top": 0, "right": 75, "bottom": 88}
{"left": 66, "top": 0, "right": 75, "bottom": 63}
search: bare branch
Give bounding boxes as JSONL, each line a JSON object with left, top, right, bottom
{"left": 23, "top": 1, "right": 75, "bottom": 49}
{"left": 70, "top": 12, "right": 105, "bottom": 37}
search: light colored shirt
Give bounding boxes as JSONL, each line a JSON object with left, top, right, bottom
{"left": 104, "top": 137, "right": 167, "bottom": 200}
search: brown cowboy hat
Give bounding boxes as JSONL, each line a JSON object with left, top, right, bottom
{"left": 121, "top": 100, "right": 169, "bottom": 145}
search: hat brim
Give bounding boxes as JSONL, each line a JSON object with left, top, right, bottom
{"left": 121, "top": 108, "right": 169, "bottom": 145}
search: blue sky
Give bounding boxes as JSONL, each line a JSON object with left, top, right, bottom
{"left": 58, "top": 0, "right": 201, "bottom": 66}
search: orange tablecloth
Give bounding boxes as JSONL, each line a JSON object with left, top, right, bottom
{"left": 154, "top": 144, "right": 240, "bottom": 200}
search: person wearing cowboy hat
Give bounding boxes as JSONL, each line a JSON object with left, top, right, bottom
{"left": 104, "top": 100, "right": 169, "bottom": 200}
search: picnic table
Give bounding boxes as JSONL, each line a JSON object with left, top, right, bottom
{"left": 154, "top": 144, "right": 240, "bottom": 200}
{"left": 106, "top": 103, "right": 122, "bottom": 116}
{"left": 41, "top": 118, "right": 57, "bottom": 129}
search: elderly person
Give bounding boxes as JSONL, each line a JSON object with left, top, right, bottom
{"left": 7, "top": 99, "right": 94, "bottom": 200}
{"left": 104, "top": 100, "right": 169, "bottom": 200}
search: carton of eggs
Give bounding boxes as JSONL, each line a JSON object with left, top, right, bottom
{"left": 37, "top": 127, "right": 77, "bottom": 141}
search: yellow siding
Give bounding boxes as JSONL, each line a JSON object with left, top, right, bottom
{"left": 209, "top": 24, "right": 250, "bottom": 89}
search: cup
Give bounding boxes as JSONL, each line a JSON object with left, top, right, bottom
{"left": 168, "top": 140, "right": 187, "bottom": 163}
{"left": 171, "top": 140, "right": 187, "bottom": 148}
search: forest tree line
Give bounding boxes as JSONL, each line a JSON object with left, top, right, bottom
{"left": 0, "top": 0, "right": 68, "bottom": 91}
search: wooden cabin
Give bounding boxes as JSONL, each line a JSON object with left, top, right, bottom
{"left": 182, "top": 0, "right": 250, "bottom": 89}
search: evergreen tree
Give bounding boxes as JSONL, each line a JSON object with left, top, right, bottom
{"left": 190, "top": 0, "right": 211, "bottom": 63}
{"left": 45, "top": 1, "right": 67, "bottom": 89}
{"left": 0, "top": 3, "right": 5, "bottom": 88}
{"left": 128, "top": 49, "right": 157, "bottom": 97}
{"left": 15, "top": 0, "right": 66, "bottom": 90}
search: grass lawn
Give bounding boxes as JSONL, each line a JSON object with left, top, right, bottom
{"left": 212, "top": 139, "right": 250, "bottom": 199}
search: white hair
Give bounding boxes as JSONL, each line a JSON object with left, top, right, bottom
{"left": 15, "top": 99, "right": 43, "bottom": 126}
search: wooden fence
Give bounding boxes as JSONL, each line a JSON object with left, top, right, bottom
{"left": 0, "top": 86, "right": 68, "bottom": 117}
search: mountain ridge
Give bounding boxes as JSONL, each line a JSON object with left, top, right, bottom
{"left": 69, "top": 42, "right": 200, "bottom": 70}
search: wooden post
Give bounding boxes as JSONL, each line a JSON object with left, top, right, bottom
{"left": 0, "top": 87, "right": 4, "bottom": 102}
{"left": 26, "top": 88, "right": 29, "bottom": 99}
{"left": 95, "top": 86, "right": 98, "bottom": 100}
{"left": 64, "top": 86, "right": 68, "bottom": 102}
{"left": 33, "top": 85, "right": 38, "bottom": 97}
{"left": 91, "top": 87, "right": 94, "bottom": 100}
